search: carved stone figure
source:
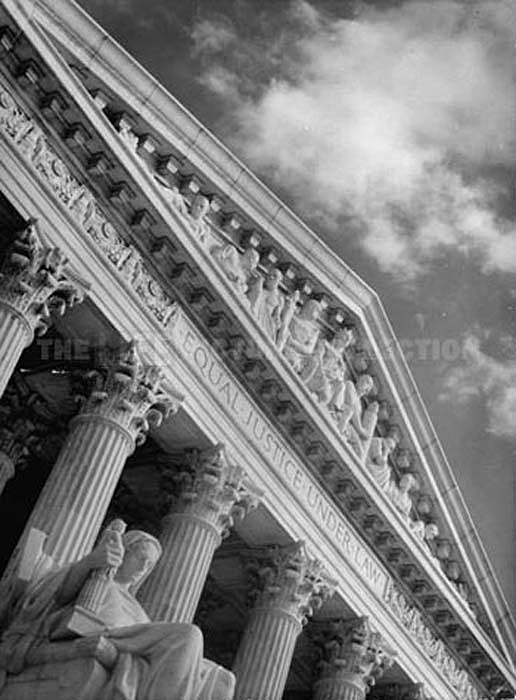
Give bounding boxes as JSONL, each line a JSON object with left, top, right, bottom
{"left": 0, "top": 527, "right": 234, "bottom": 700}
{"left": 300, "top": 328, "right": 354, "bottom": 408}
{"left": 388, "top": 473, "right": 418, "bottom": 520}
{"left": 247, "top": 268, "right": 284, "bottom": 342}
{"left": 212, "top": 244, "right": 260, "bottom": 296}
{"left": 276, "top": 289, "right": 300, "bottom": 352}
{"left": 282, "top": 298, "right": 322, "bottom": 371}
{"left": 336, "top": 374, "right": 379, "bottom": 456}
{"left": 117, "top": 122, "right": 138, "bottom": 151}
{"left": 189, "top": 195, "right": 211, "bottom": 242}
{"left": 366, "top": 434, "right": 397, "bottom": 491}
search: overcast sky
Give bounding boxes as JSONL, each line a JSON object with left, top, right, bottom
{"left": 77, "top": 0, "right": 516, "bottom": 609}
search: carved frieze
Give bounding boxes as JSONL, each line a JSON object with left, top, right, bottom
{"left": 383, "top": 582, "right": 489, "bottom": 700}
{"left": 0, "top": 82, "right": 176, "bottom": 326}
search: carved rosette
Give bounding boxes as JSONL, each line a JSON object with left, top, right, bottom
{"left": 0, "top": 220, "right": 88, "bottom": 338}
{"left": 74, "top": 341, "right": 180, "bottom": 452}
{"left": 167, "top": 443, "right": 261, "bottom": 538}
{"left": 252, "top": 541, "right": 336, "bottom": 625}
{"left": 314, "top": 617, "right": 396, "bottom": 700}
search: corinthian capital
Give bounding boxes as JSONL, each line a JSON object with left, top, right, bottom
{"left": 0, "top": 220, "right": 89, "bottom": 337}
{"left": 315, "top": 617, "right": 396, "bottom": 693}
{"left": 166, "top": 443, "right": 261, "bottom": 535}
{"left": 76, "top": 341, "right": 182, "bottom": 449}
{"left": 251, "top": 541, "right": 336, "bottom": 625}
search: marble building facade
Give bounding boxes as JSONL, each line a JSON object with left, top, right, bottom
{"left": 0, "top": 0, "right": 513, "bottom": 698}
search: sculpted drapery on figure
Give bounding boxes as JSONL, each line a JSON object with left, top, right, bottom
{"left": 387, "top": 473, "right": 418, "bottom": 521}
{"left": 213, "top": 244, "right": 260, "bottom": 296}
{"left": 0, "top": 524, "right": 235, "bottom": 700}
{"left": 281, "top": 298, "right": 322, "bottom": 370}
{"left": 366, "top": 433, "right": 398, "bottom": 491}
{"left": 300, "top": 327, "right": 355, "bottom": 409}
{"left": 247, "top": 267, "right": 284, "bottom": 341}
{"left": 189, "top": 195, "right": 211, "bottom": 242}
{"left": 336, "top": 374, "right": 379, "bottom": 456}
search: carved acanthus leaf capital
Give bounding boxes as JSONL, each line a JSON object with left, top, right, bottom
{"left": 315, "top": 617, "right": 396, "bottom": 692}
{"left": 165, "top": 443, "right": 261, "bottom": 536}
{"left": 0, "top": 220, "right": 89, "bottom": 337}
{"left": 76, "top": 341, "right": 182, "bottom": 449}
{"left": 250, "top": 541, "right": 336, "bottom": 625}
{"left": 0, "top": 376, "right": 64, "bottom": 489}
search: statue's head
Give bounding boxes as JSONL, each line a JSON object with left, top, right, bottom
{"left": 383, "top": 436, "right": 397, "bottom": 454}
{"left": 356, "top": 374, "right": 374, "bottom": 396}
{"left": 265, "top": 268, "right": 282, "bottom": 289}
{"left": 424, "top": 522, "right": 439, "bottom": 541}
{"left": 399, "top": 473, "right": 417, "bottom": 494}
{"left": 115, "top": 530, "right": 162, "bottom": 593}
{"left": 191, "top": 194, "right": 210, "bottom": 221}
{"left": 334, "top": 327, "right": 354, "bottom": 349}
{"left": 301, "top": 299, "right": 322, "bottom": 321}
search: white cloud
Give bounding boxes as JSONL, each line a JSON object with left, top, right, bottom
{"left": 191, "top": 18, "right": 236, "bottom": 56}
{"left": 440, "top": 333, "right": 516, "bottom": 442}
{"left": 193, "top": 0, "right": 516, "bottom": 281}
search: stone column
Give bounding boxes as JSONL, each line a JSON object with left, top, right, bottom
{"left": 18, "top": 341, "right": 180, "bottom": 566}
{"left": 313, "top": 618, "right": 395, "bottom": 700}
{"left": 140, "top": 444, "right": 261, "bottom": 622}
{"left": 367, "top": 682, "right": 430, "bottom": 700}
{"left": 233, "top": 541, "right": 336, "bottom": 700}
{"left": 0, "top": 220, "right": 88, "bottom": 398}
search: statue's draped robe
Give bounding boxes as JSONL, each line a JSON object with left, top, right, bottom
{"left": 0, "top": 568, "right": 232, "bottom": 700}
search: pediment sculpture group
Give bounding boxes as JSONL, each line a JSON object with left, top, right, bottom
{"left": 211, "top": 240, "right": 435, "bottom": 542}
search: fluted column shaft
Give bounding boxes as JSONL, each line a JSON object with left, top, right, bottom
{"left": 5, "top": 342, "right": 176, "bottom": 577}
{"left": 22, "top": 414, "right": 133, "bottom": 565}
{"left": 313, "top": 618, "right": 396, "bottom": 700}
{"left": 140, "top": 444, "right": 260, "bottom": 623}
{"left": 0, "top": 303, "right": 32, "bottom": 398}
{"left": 233, "top": 542, "right": 335, "bottom": 700}
{"left": 143, "top": 513, "right": 220, "bottom": 622}
{"left": 313, "top": 674, "right": 365, "bottom": 700}
{"left": 233, "top": 606, "right": 301, "bottom": 700}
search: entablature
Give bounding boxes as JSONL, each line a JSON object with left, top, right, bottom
{"left": 0, "top": 1, "right": 513, "bottom": 696}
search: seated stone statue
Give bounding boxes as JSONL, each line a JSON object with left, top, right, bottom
{"left": 0, "top": 527, "right": 234, "bottom": 700}
{"left": 212, "top": 244, "right": 260, "bottom": 296}
{"left": 336, "top": 374, "right": 379, "bottom": 457}
{"left": 366, "top": 434, "right": 397, "bottom": 491}
{"left": 281, "top": 299, "right": 322, "bottom": 372}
